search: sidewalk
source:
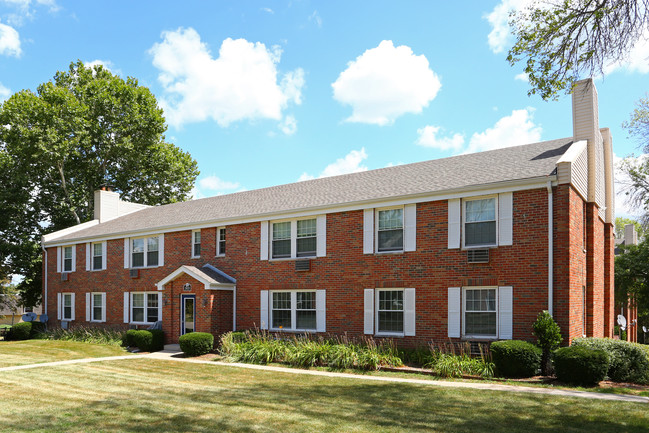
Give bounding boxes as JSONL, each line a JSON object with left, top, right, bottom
{"left": 2, "top": 348, "right": 648, "bottom": 404}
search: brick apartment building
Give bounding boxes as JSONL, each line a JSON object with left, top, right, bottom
{"left": 42, "top": 79, "right": 615, "bottom": 346}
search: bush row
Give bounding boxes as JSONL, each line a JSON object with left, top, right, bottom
{"left": 125, "top": 329, "right": 164, "bottom": 352}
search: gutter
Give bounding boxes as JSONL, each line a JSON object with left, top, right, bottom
{"left": 546, "top": 181, "right": 554, "bottom": 316}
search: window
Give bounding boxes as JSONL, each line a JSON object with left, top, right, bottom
{"left": 270, "top": 291, "right": 317, "bottom": 331}
{"left": 464, "top": 197, "right": 497, "bottom": 247}
{"left": 91, "top": 293, "right": 104, "bottom": 322}
{"left": 377, "top": 290, "right": 404, "bottom": 333}
{"left": 272, "top": 221, "right": 292, "bottom": 258}
{"left": 463, "top": 288, "right": 497, "bottom": 337}
{"left": 131, "top": 292, "right": 159, "bottom": 324}
{"left": 131, "top": 236, "right": 160, "bottom": 268}
{"left": 63, "top": 246, "right": 73, "bottom": 272}
{"left": 92, "top": 243, "right": 103, "bottom": 271}
{"left": 377, "top": 208, "right": 403, "bottom": 252}
{"left": 62, "top": 293, "right": 73, "bottom": 320}
{"left": 192, "top": 230, "right": 201, "bottom": 258}
{"left": 297, "top": 219, "right": 316, "bottom": 257}
{"left": 217, "top": 227, "right": 226, "bottom": 256}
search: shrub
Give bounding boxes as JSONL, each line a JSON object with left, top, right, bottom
{"left": 131, "top": 329, "right": 164, "bottom": 352}
{"left": 572, "top": 338, "right": 649, "bottom": 384}
{"left": 532, "top": 310, "right": 562, "bottom": 375}
{"left": 554, "top": 346, "right": 609, "bottom": 386}
{"left": 30, "top": 321, "right": 47, "bottom": 338}
{"left": 10, "top": 322, "right": 32, "bottom": 341}
{"left": 490, "top": 340, "right": 541, "bottom": 378}
{"left": 180, "top": 332, "right": 214, "bottom": 357}
{"left": 124, "top": 329, "right": 139, "bottom": 347}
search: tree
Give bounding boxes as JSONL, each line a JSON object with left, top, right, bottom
{"left": 620, "top": 96, "right": 649, "bottom": 226}
{"left": 615, "top": 239, "right": 649, "bottom": 332}
{"left": 615, "top": 217, "right": 645, "bottom": 240}
{"left": 532, "top": 310, "right": 562, "bottom": 376}
{"left": 0, "top": 61, "right": 199, "bottom": 306}
{"left": 507, "top": 0, "right": 649, "bottom": 100}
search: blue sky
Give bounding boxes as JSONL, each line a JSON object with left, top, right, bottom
{"left": 1, "top": 0, "right": 648, "bottom": 218}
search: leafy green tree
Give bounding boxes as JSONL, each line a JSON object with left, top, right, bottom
{"left": 615, "top": 239, "right": 649, "bottom": 333}
{"left": 620, "top": 96, "right": 649, "bottom": 226}
{"left": 507, "top": 0, "right": 649, "bottom": 100}
{"left": 0, "top": 61, "right": 199, "bottom": 306}
{"left": 615, "top": 217, "right": 644, "bottom": 240}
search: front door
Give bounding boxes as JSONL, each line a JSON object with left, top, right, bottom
{"left": 181, "top": 294, "right": 195, "bottom": 336}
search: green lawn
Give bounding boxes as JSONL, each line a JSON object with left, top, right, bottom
{"left": 0, "top": 357, "right": 647, "bottom": 433}
{"left": 0, "top": 340, "right": 129, "bottom": 368}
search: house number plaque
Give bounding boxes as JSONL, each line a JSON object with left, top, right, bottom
{"left": 183, "top": 283, "right": 192, "bottom": 291}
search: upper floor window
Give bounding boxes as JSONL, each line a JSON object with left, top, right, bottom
{"left": 272, "top": 221, "right": 293, "bottom": 259}
{"left": 464, "top": 197, "right": 497, "bottom": 247}
{"left": 63, "top": 246, "right": 73, "bottom": 272}
{"left": 297, "top": 219, "right": 316, "bottom": 257}
{"left": 192, "top": 230, "right": 201, "bottom": 258}
{"left": 261, "top": 216, "right": 325, "bottom": 261}
{"left": 377, "top": 208, "right": 403, "bottom": 252}
{"left": 217, "top": 227, "right": 226, "bottom": 256}
{"left": 132, "top": 236, "right": 159, "bottom": 268}
{"left": 92, "top": 243, "right": 103, "bottom": 270}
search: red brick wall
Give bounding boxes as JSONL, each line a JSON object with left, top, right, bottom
{"left": 43, "top": 186, "right": 613, "bottom": 347}
{"left": 603, "top": 223, "right": 615, "bottom": 338}
{"left": 586, "top": 203, "right": 605, "bottom": 337}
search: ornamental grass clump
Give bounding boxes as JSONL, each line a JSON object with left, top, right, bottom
{"left": 425, "top": 341, "right": 494, "bottom": 378}
{"left": 41, "top": 325, "right": 126, "bottom": 346}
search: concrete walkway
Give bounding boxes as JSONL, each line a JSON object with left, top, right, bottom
{"left": 2, "top": 349, "right": 648, "bottom": 404}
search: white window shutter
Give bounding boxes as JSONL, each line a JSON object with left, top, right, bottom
{"left": 56, "top": 247, "right": 61, "bottom": 273}
{"left": 123, "top": 292, "right": 130, "bottom": 323}
{"left": 499, "top": 286, "right": 513, "bottom": 339}
{"left": 71, "top": 246, "right": 76, "bottom": 272}
{"left": 85, "top": 243, "right": 91, "bottom": 271}
{"left": 316, "top": 215, "right": 327, "bottom": 257}
{"left": 363, "top": 209, "right": 374, "bottom": 254}
{"left": 364, "top": 289, "right": 374, "bottom": 334}
{"left": 157, "top": 292, "right": 163, "bottom": 322}
{"left": 102, "top": 242, "right": 107, "bottom": 270}
{"left": 260, "top": 222, "right": 269, "bottom": 261}
{"left": 448, "top": 199, "right": 461, "bottom": 249}
{"left": 260, "top": 290, "right": 269, "bottom": 329}
{"left": 123, "top": 238, "right": 130, "bottom": 269}
{"left": 448, "top": 287, "right": 461, "bottom": 338}
{"left": 86, "top": 293, "right": 91, "bottom": 321}
{"left": 57, "top": 293, "right": 62, "bottom": 320}
{"left": 158, "top": 235, "right": 164, "bottom": 267}
{"left": 403, "top": 204, "right": 417, "bottom": 252}
{"left": 499, "top": 192, "right": 513, "bottom": 246}
{"left": 101, "top": 293, "right": 107, "bottom": 322}
{"left": 70, "top": 293, "right": 75, "bottom": 320}
{"left": 404, "top": 288, "right": 416, "bottom": 336}
{"left": 316, "top": 289, "right": 326, "bottom": 332}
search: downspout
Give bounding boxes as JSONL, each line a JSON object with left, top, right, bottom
{"left": 546, "top": 181, "right": 554, "bottom": 316}
{"left": 42, "top": 246, "right": 48, "bottom": 316}
{"left": 232, "top": 286, "right": 237, "bottom": 331}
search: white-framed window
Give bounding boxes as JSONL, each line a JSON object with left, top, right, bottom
{"left": 89, "top": 292, "right": 105, "bottom": 322}
{"left": 62, "top": 293, "right": 74, "bottom": 320}
{"left": 92, "top": 243, "right": 103, "bottom": 271}
{"left": 132, "top": 236, "right": 159, "bottom": 268}
{"left": 376, "top": 289, "right": 404, "bottom": 334}
{"left": 377, "top": 207, "right": 404, "bottom": 252}
{"left": 63, "top": 246, "right": 74, "bottom": 272}
{"left": 131, "top": 292, "right": 159, "bottom": 324}
{"left": 270, "top": 291, "right": 317, "bottom": 331}
{"left": 192, "top": 230, "right": 201, "bottom": 258}
{"left": 271, "top": 218, "right": 318, "bottom": 259}
{"left": 217, "top": 227, "right": 226, "bottom": 256}
{"left": 463, "top": 196, "right": 497, "bottom": 248}
{"left": 462, "top": 288, "right": 497, "bottom": 338}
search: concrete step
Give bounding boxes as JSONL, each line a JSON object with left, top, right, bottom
{"left": 163, "top": 344, "right": 181, "bottom": 352}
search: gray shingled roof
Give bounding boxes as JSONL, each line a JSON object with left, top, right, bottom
{"left": 46, "top": 137, "right": 573, "bottom": 244}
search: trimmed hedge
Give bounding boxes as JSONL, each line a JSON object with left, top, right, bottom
{"left": 179, "top": 332, "right": 214, "bottom": 357}
{"left": 30, "top": 321, "right": 46, "bottom": 338}
{"left": 10, "top": 322, "right": 32, "bottom": 341}
{"left": 554, "top": 346, "right": 609, "bottom": 386}
{"left": 572, "top": 338, "right": 649, "bottom": 384}
{"left": 124, "top": 329, "right": 138, "bottom": 347}
{"left": 130, "top": 329, "right": 164, "bottom": 352}
{"left": 490, "top": 340, "right": 541, "bottom": 378}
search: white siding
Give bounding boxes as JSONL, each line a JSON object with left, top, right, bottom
{"left": 363, "top": 209, "right": 374, "bottom": 254}
{"left": 498, "top": 286, "right": 513, "bottom": 340}
{"left": 447, "top": 199, "right": 461, "bottom": 249}
{"left": 364, "top": 289, "right": 374, "bottom": 334}
{"left": 498, "top": 192, "right": 513, "bottom": 246}
{"left": 447, "top": 287, "right": 461, "bottom": 338}
{"left": 403, "top": 204, "right": 417, "bottom": 252}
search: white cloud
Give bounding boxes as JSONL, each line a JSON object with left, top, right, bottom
{"left": 299, "top": 148, "right": 368, "bottom": 181}
{"left": 0, "top": 23, "right": 20, "bottom": 57}
{"left": 416, "top": 125, "right": 465, "bottom": 151}
{"left": 1, "top": 0, "right": 59, "bottom": 26}
{"left": 261, "top": 7, "right": 274, "bottom": 14}
{"left": 485, "top": 0, "right": 533, "bottom": 54}
{"left": 332, "top": 40, "right": 441, "bottom": 125}
{"left": 199, "top": 175, "right": 240, "bottom": 191}
{"left": 150, "top": 27, "right": 305, "bottom": 129}
{"left": 309, "top": 10, "right": 322, "bottom": 28}
{"left": 0, "top": 82, "right": 10, "bottom": 102}
{"left": 604, "top": 31, "right": 649, "bottom": 75}
{"left": 514, "top": 72, "right": 529, "bottom": 82}
{"left": 464, "top": 108, "right": 542, "bottom": 154}
{"left": 85, "top": 59, "right": 122, "bottom": 76}
{"left": 279, "top": 115, "right": 297, "bottom": 135}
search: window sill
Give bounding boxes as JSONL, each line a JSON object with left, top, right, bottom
{"left": 461, "top": 245, "right": 497, "bottom": 250}
{"left": 90, "top": 320, "right": 105, "bottom": 323}
{"left": 191, "top": 256, "right": 200, "bottom": 259}
{"left": 89, "top": 269, "right": 105, "bottom": 272}
{"left": 462, "top": 335, "right": 498, "bottom": 341}
{"left": 130, "top": 266, "right": 161, "bottom": 270}
{"left": 375, "top": 332, "right": 404, "bottom": 338}
{"left": 374, "top": 250, "right": 403, "bottom": 256}
{"left": 269, "top": 256, "right": 316, "bottom": 262}
{"left": 215, "top": 254, "right": 225, "bottom": 258}
{"left": 269, "top": 328, "right": 317, "bottom": 333}
{"left": 130, "top": 322, "right": 155, "bottom": 326}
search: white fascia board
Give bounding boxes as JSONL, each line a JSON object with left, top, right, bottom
{"left": 42, "top": 220, "right": 100, "bottom": 244}
{"left": 207, "top": 284, "right": 236, "bottom": 291}
{"left": 43, "top": 175, "right": 556, "bottom": 247}
{"left": 556, "top": 140, "right": 587, "bottom": 164}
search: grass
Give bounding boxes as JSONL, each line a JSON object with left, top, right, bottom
{"left": 0, "top": 358, "right": 647, "bottom": 432}
{"left": 0, "top": 340, "right": 130, "bottom": 368}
